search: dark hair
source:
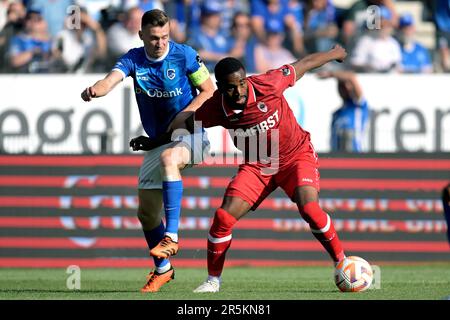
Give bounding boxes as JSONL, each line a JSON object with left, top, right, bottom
{"left": 141, "top": 9, "right": 169, "bottom": 29}
{"left": 231, "top": 11, "right": 250, "bottom": 30}
{"left": 214, "top": 57, "right": 245, "bottom": 81}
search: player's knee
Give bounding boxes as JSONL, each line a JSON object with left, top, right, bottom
{"left": 160, "top": 149, "right": 178, "bottom": 168}
{"left": 161, "top": 147, "right": 189, "bottom": 169}
{"left": 209, "top": 208, "right": 237, "bottom": 238}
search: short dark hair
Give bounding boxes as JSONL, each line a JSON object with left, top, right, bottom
{"left": 214, "top": 57, "right": 245, "bottom": 81}
{"left": 141, "top": 9, "right": 169, "bottom": 29}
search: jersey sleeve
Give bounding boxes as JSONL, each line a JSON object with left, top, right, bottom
{"left": 358, "top": 98, "right": 369, "bottom": 110}
{"left": 8, "top": 36, "right": 24, "bottom": 56}
{"left": 250, "top": 0, "right": 267, "bottom": 17}
{"left": 112, "top": 49, "right": 135, "bottom": 79}
{"left": 258, "top": 64, "right": 296, "bottom": 96}
{"left": 194, "top": 97, "right": 221, "bottom": 128}
{"left": 184, "top": 45, "right": 210, "bottom": 87}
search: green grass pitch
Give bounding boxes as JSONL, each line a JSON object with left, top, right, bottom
{"left": 0, "top": 264, "right": 449, "bottom": 300}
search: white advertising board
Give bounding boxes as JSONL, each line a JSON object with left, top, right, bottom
{"left": 0, "top": 74, "right": 448, "bottom": 153}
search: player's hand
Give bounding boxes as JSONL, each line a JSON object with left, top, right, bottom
{"left": 129, "top": 135, "right": 153, "bottom": 151}
{"left": 331, "top": 44, "right": 347, "bottom": 63}
{"left": 81, "top": 87, "right": 96, "bottom": 102}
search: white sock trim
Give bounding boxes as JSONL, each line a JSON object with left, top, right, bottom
{"left": 163, "top": 176, "right": 181, "bottom": 182}
{"left": 310, "top": 214, "right": 331, "bottom": 234}
{"left": 156, "top": 262, "right": 171, "bottom": 274}
{"left": 165, "top": 232, "right": 178, "bottom": 242}
{"left": 207, "top": 233, "right": 232, "bottom": 243}
{"left": 207, "top": 275, "right": 221, "bottom": 284}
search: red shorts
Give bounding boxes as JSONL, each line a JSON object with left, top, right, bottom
{"left": 224, "top": 144, "right": 320, "bottom": 210}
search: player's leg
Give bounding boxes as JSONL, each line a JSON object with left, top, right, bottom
{"left": 193, "top": 195, "right": 251, "bottom": 293}
{"left": 277, "top": 148, "right": 345, "bottom": 263}
{"left": 293, "top": 185, "right": 345, "bottom": 263}
{"left": 148, "top": 144, "right": 189, "bottom": 259}
{"left": 151, "top": 133, "right": 209, "bottom": 258}
{"left": 194, "top": 165, "right": 274, "bottom": 293}
{"left": 137, "top": 146, "right": 176, "bottom": 292}
{"left": 137, "top": 189, "right": 175, "bottom": 292}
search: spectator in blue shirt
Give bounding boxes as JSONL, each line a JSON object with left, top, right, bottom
{"left": 8, "top": 9, "right": 53, "bottom": 73}
{"left": 254, "top": 19, "right": 296, "bottom": 73}
{"left": 165, "top": 0, "right": 189, "bottom": 43}
{"left": 251, "top": 0, "right": 304, "bottom": 56}
{"left": 288, "top": 0, "right": 304, "bottom": 26}
{"left": 229, "top": 11, "right": 257, "bottom": 74}
{"left": 28, "top": 0, "right": 74, "bottom": 38}
{"left": 318, "top": 70, "right": 370, "bottom": 152}
{"left": 432, "top": 0, "right": 450, "bottom": 72}
{"left": 304, "top": 0, "right": 338, "bottom": 53}
{"left": 219, "top": 0, "right": 249, "bottom": 37}
{"left": 397, "top": 13, "right": 433, "bottom": 73}
{"left": 187, "top": 1, "right": 233, "bottom": 72}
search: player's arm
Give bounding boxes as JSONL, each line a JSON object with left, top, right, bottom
{"left": 130, "top": 113, "right": 198, "bottom": 151}
{"left": 81, "top": 70, "right": 124, "bottom": 101}
{"left": 290, "top": 45, "right": 347, "bottom": 81}
{"left": 167, "top": 65, "right": 215, "bottom": 131}
{"left": 130, "top": 102, "right": 216, "bottom": 152}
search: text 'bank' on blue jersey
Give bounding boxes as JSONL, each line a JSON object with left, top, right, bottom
{"left": 112, "top": 41, "right": 210, "bottom": 138}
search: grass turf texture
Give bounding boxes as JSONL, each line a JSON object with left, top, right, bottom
{"left": 0, "top": 264, "right": 449, "bottom": 300}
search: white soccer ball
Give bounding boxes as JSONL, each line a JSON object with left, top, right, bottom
{"left": 334, "top": 256, "right": 373, "bottom": 292}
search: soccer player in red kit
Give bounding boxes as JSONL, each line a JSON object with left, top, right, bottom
{"left": 192, "top": 45, "right": 348, "bottom": 293}
{"left": 130, "top": 45, "right": 348, "bottom": 293}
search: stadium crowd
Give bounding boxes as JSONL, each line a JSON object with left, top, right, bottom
{"left": 0, "top": 0, "right": 449, "bottom": 74}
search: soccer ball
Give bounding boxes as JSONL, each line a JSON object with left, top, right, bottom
{"left": 334, "top": 256, "right": 373, "bottom": 292}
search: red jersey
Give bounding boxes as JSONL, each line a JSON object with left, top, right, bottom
{"left": 195, "top": 64, "right": 312, "bottom": 166}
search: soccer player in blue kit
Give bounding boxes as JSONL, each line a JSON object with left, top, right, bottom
{"left": 81, "top": 9, "right": 215, "bottom": 292}
{"left": 318, "top": 70, "right": 369, "bottom": 152}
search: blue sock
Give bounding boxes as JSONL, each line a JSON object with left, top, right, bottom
{"left": 143, "top": 221, "right": 169, "bottom": 270}
{"left": 162, "top": 180, "right": 183, "bottom": 241}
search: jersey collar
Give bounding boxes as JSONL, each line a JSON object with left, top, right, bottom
{"left": 144, "top": 41, "right": 171, "bottom": 62}
{"left": 221, "top": 80, "right": 256, "bottom": 117}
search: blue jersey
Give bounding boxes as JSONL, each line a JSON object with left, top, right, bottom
{"left": 113, "top": 41, "right": 209, "bottom": 138}
{"left": 9, "top": 34, "right": 52, "bottom": 72}
{"left": 188, "top": 30, "right": 232, "bottom": 72}
{"left": 331, "top": 98, "right": 369, "bottom": 152}
{"left": 251, "top": 0, "right": 299, "bottom": 32}
{"left": 435, "top": 0, "right": 450, "bottom": 32}
{"left": 306, "top": 3, "right": 336, "bottom": 31}
{"left": 401, "top": 42, "right": 432, "bottom": 73}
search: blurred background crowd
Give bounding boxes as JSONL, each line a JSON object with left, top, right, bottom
{"left": 0, "top": 0, "right": 449, "bottom": 74}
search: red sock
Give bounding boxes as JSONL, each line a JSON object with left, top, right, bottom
{"left": 298, "top": 202, "right": 345, "bottom": 262}
{"left": 207, "top": 208, "right": 237, "bottom": 277}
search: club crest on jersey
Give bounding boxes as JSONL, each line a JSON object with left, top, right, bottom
{"left": 167, "top": 68, "right": 176, "bottom": 80}
{"left": 257, "top": 102, "right": 268, "bottom": 113}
